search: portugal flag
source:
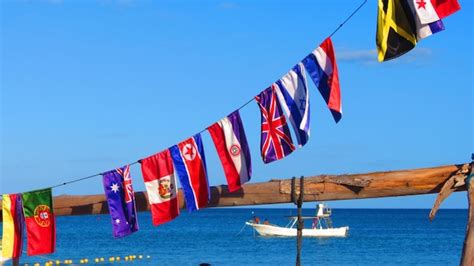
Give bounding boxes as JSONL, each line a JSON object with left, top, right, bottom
{"left": 22, "top": 188, "right": 56, "bottom": 256}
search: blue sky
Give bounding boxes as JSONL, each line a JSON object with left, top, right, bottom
{"left": 1, "top": 0, "right": 472, "bottom": 209}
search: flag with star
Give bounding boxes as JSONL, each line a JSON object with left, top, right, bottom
{"left": 256, "top": 85, "right": 295, "bottom": 164}
{"left": 102, "top": 165, "right": 139, "bottom": 238}
{"left": 376, "top": 0, "right": 460, "bottom": 62}
{"left": 274, "top": 62, "right": 310, "bottom": 147}
{"left": 169, "top": 134, "right": 210, "bottom": 212}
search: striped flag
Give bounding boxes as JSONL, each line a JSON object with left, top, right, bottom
{"left": 1, "top": 194, "right": 24, "bottom": 259}
{"left": 208, "top": 111, "right": 252, "bottom": 192}
{"left": 302, "top": 37, "right": 342, "bottom": 123}
{"left": 412, "top": 0, "right": 460, "bottom": 24}
{"left": 141, "top": 150, "right": 180, "bottom": 226}
{"left": 170, "top": 134, "right": 210, "bottom": 212}
{"left": 274, "top": 62, "right": 310, "bottom": 147}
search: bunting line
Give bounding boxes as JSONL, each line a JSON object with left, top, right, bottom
{"left": 7, "top": 0, "right": 368, "bottom": 195}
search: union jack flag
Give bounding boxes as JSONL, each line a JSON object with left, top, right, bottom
{"left": 117, "top": 165, "right": 134, "bottom": 203}
{"left": 255, "top": 85, "right": 295, "bottom": 164}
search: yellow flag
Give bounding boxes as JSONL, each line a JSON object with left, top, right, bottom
{"left": 376, "top": 0, "right": 417, "bottom": 62}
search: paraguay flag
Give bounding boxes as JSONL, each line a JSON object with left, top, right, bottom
{"left": 274, "top": 62, "right": 310, "bottom": 147}
{"left": 302, "top": 37, "right": 342, "bottom": 123}
{"left": 170, "top": 134, "right": 210, "bottom": 212}
{"left": 208, "top": 111, "right": 252, "bottom": 192}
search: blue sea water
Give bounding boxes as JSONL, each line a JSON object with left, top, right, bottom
{"left": 4, "top": 208, "right": 467, "bottom": 265}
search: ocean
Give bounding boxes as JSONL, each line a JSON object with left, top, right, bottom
{"left": 3, "top": 208, "right": 467, "bottom": 265}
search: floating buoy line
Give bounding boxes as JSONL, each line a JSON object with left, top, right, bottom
{"left": 22, "top": 254, "right": 151, "bottom": 265}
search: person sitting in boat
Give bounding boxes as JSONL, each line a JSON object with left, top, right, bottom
{"left": 263, "top": 218, "right": 269, "bottom": 225}
{"left": 252, "top": 212, "right": 260, "bottom": 224}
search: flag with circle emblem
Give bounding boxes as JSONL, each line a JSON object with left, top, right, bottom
{"left": 141, "top": 149, "right": 180, "bottom": 226}
{"left": 169, "top": 134, "right": 210, "bottom": 212}
{"left": 208, "top": 110, "right": 251, "bottom": 192}
{"left": 22, "top": 188, "right": 56, "bottom": 256}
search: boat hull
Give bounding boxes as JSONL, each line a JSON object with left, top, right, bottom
{"left": 246, "top": 222, "right": 349, "bottom": 237}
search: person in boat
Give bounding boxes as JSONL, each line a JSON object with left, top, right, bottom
{"left": 263, "top": 218, "right": 269, "bottom": 225}
{"left": 252, "top": 212, "right": 260, "bottom": 224}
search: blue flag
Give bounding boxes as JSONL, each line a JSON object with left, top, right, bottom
{"left": 102, "top": 165, "right": 139, "bottom": 238}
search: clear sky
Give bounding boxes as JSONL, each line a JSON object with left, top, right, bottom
{"left": 1, "top": 0, "right": 472, "bottom": 209}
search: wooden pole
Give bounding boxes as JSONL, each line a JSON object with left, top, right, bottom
{"left": 295, "top": 176, "right": 304, "bottom": 266}
{"left": 461, "top": 156, "right": 474, "bottom": 266}
{"left": 0, "top": 163, "right": 469, "bottom": 220}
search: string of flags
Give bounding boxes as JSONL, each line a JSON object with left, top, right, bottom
{"left": 1, "top": 0, "right": 462, "bottom": 260}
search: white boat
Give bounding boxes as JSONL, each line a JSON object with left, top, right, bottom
{"left": 246, "top": 203, "right": 349, "bottom": 237}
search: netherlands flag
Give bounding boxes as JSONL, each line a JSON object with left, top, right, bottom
{"left": 302, "top": 37, "right": 342, "bottom": 123}
{"left": 169, "top": 134, "right": 209, "bottom": 212}
{"left": 208, "top": 111, "right": 251, "bottom": 192}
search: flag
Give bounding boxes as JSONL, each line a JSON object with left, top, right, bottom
{"left": 208, "top": 110, "right": 252, "bottom": 192}
{"left": 1, "top": 194, "right": 24, "bottom": 259}
{"left": 274, "top": 62, "right": 310, "bottom": 147}
{"left": 377, "top": 0, "right": 459, "bottom": 61}
{"left": 255, "top": 86, "right": 295, "bottom": 164}
{"left": 141, "top": 149, "right": 180, "bottom": 226}
{"left": 412, "top": 0, "right": 460, "bottom": 24}
{"left": 170, "top": 134, "right": 210, "bottom": 212}
{"left": 102, "top": 165, "right": 139, "bottom": 238}
{"left": 407, "top": 0, "right": 445, "bottom": 40}
{"left": 376, "top": 0, "right": 418, "bottom": 62}
{"left": 22, "top": 188, "right": 55, "bottom": 256}
{"left": 302, "top": 37, "right": 342, "bottom": 123}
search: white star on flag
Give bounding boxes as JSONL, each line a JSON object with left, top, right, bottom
{"left": 110, "top": 183, "right": 120, "bottom": 193}
{"left": 115, "top": 218, "right": 120, "bottom": 224}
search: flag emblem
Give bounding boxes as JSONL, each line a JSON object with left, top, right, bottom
{"left": 34, "top": 205, "right": 51, "bottom": 227}
{"left": 230, "top": 144, "right": 241, "bottom": 156}
{"left": 256, "top": 86, "right": 295, "bottom": 163}
{"left": 183, "top": 144, "right": 196, "bottom": 161}
{"left": 158, "top": 176, "right": 174, "bottom": 200}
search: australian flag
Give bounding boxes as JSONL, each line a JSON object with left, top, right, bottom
{"left": 102, "top": 165, "right": 139, "bottom": 238}
{"left": 255, "top": 86, "right": 295, "bottom": 164}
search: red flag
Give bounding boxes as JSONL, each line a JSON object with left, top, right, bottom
{"left": 208, "top": 111, "right": 252, "bottom": 192}
{"left": 431, "top": 0, "right": 461, "bottom": 20}
{"left": 141, "top": 150, "right": 180, "bottom": 226}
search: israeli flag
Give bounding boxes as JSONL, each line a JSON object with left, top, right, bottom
{"left": 274, "top": 63, "right": 310, "bottom": 147}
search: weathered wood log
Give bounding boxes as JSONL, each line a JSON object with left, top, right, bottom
{"left": 461, "top": 162, "right": 473, "bottom": 266}
{"left": 429, "top": 164, "right": 470, "bottom": 221}
{"left": 0, "top": 163, "right": 469, "bottom": 220}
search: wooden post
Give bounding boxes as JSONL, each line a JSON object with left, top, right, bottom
{"left": 461, "top": 155, "right": 474, "bottom": 266}
{"left": 296, "top": 176, "right": 304, "bottom": 266}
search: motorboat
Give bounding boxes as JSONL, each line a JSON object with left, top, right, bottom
{"left": 246, "top": 203, "right": 349, "bottom": 237}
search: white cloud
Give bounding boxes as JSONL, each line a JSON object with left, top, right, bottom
{"left": 218, "top": 2, "right": 239, "bottom": 9}
{"left": 336, "top": 47, "right": 433, "bottom": 64}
